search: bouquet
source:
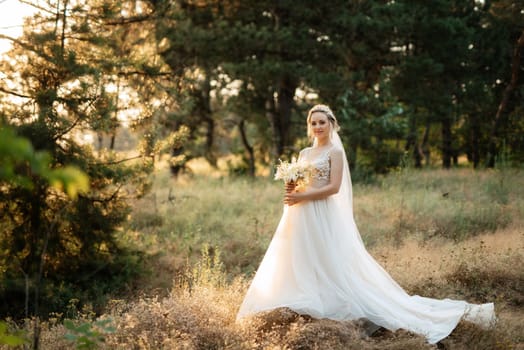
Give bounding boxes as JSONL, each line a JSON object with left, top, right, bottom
{"left": 274, "top": 157, "right": 311, "bottom": 186}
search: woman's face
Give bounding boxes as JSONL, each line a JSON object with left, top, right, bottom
{"left": 310, "top": 112, "right": 331, "bottom": 142}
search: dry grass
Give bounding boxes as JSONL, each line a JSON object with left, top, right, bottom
{"left": 26, "top": 231, "right": 523, "bottom": 349}
{"left": 3, "top": 164, "right": 523, "bottom": 349}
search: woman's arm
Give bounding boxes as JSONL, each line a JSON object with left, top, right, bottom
{"left": 284, "top": 148, "right": 343, "bottom": 206}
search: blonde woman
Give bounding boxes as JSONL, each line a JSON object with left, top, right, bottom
{"left": 237, "top": 104, "right": 495, "bottom": 344}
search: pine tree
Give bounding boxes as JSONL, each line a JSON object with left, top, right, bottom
{"left": 0, "top": 0, "right": 185, "bottom": 321}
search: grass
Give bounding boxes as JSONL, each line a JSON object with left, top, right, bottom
{"left": 3, "top": 161, "right": 523, "bottom": 349}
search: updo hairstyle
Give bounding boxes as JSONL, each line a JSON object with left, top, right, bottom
{"left": 306, "top": 104, "right": 340, "bottom": 140}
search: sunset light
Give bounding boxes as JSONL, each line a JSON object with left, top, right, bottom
{"left": 0, "top": 0, "right": 36, "bottom": 54}
{"left": 0, "top": 1, "right": 522, "bottom": 348}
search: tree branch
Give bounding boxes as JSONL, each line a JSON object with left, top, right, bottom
{"left": 89, "top": 154, "right": 147, "bottom": 166}
{"left": 0, "top": 86, "right": 32, "bottom": 99}
{"left": 83, "top": 185, "right": 122, "bottom": 203}
{"left": 0, "top": 33, "right": 54, "bottom": 62}
{"left": 53, "top": 116, "right": 82, "bottom": 141}
{"left": 19, "top": 0, "right": 56, "bottom": 15}
{"left": 105, "top": 14, "right": 154, "bottom": 26}
{"left": 117, "top": 70, "right": 174, "bottom": 77}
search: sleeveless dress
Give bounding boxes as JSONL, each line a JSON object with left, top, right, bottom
{"left": 236, "top": 146, "right": 495, "bottom": 344}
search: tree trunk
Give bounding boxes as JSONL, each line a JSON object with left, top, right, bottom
{"left": 110, "top": 77, "right": 121, "bottom": 151}
{"left": 201, "top": 73, "right": 217, "bottom": 167}
{"left": 110, "top": 132, "right": 116, "bottom": 150}
{"left": 487, "top": 29, "right": 524, "bottom": 167}
{"left": 276, "top": 76, "right": 296, "bottom": 155}
{"left": 267, "top": 76, "right": 297, "bottom": 160}
{"left": 238, "top": 119, "right": 255, "bottom": 177}
{"left": 405, "top": 115, "right": 422, "bottom": 167}
{"left": 421, "top": 121, "right": 430, "bottom": 166}
{"left": 266, "top": 96, "right": 279, "bottom": 161}
{"left": 348, "top": 142, "right": 358, "bottom": 169}
{"left": 441, "top": 115, "right": 453, "bottom": 168}
{"left": 470, "top": 113, "right": 481, "bottom": 168}
{"left": 204, "top": 115, "right": 216, "bottom": 166}
{"left": 97, "top": 133, "right": 104, "bottom": 151}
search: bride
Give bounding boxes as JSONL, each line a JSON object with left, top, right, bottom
{"left": 236, "top": 104, "right": 495, "bottom": 344}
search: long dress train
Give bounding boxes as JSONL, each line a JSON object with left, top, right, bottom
{"left": 236, "top": 138, "right": 495, "bottom": 344}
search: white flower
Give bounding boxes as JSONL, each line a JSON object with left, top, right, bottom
{"left": 274, "top": 157, "right": 311, "bottom": 184}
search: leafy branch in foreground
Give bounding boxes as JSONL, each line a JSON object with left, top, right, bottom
{"left": 64, "top": 318, "right": 115, "bottom": 350}
{"left": 0, "top": 321, "right": 27, "bottom": 347}
{"left": 0, "top": 126, "right": 89, "bottom": 197}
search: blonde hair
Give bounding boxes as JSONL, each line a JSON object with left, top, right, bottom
{"left": 307, "top": 104, "right": 340, "bottom": 139}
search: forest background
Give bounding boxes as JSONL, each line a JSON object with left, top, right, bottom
{"left": 0, "top": 0, "right": 523, "bottom": 349}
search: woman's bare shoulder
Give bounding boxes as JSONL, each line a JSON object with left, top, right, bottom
{"left": 329, "top": 147, "right": 344, "bottom": 158}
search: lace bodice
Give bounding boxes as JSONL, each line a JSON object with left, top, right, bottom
{"left": 300, "top": 147, "right": 332, "bottom": 188}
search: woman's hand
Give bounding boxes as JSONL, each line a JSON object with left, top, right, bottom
{"left": 284, "top": 190, "right": 303, "bottom": 206}
{"left": 284, "top": 182, "right": 304, "bottom": 206}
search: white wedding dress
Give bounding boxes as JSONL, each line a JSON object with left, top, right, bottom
{"left": 236, "top": 134, "right": 495, "bottom": 344}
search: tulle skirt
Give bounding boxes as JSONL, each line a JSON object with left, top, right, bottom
{"left": 236, "top": 196, "right": 495, "bottom": 344}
